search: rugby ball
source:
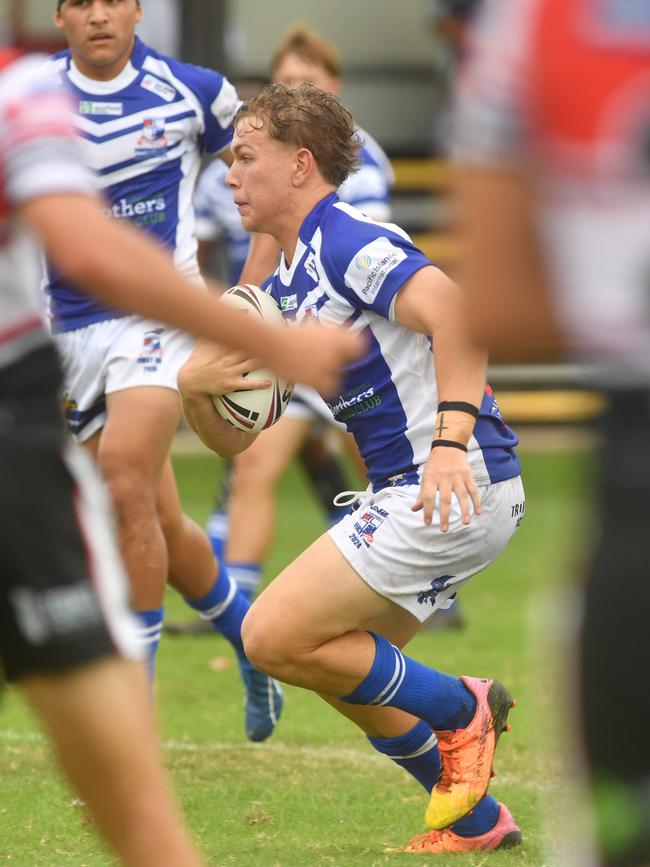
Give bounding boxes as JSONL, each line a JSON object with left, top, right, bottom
{"left": 212, "top": 284, "right": 294, "bottom": 433}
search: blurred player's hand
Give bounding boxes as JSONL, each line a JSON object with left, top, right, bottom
{"left": 412, "top": 448, "right": 481, "bottom": 532}
{"left": 265, "top": 324, "right": 364, "bottom": 395}
{"left": 179, "top": 340, "right": 270, "bottom": 398}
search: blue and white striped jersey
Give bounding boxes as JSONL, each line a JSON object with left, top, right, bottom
{"left": 45, "top": 38, "right": 240, "bottom": 333}
{"left": 194, "top": 126, "right": 394, "bottom": 285}
{"left": 264, "top": 193, "right": 520, "bottom": 490}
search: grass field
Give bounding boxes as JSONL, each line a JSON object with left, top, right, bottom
{"left": 0, "top": 443, "right": 596, "bottom": 866}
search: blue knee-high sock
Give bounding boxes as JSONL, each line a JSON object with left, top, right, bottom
{"left": 134, "top": 607, "right": 164, "bottom": 684}
{"left": 342, "top": 632, "right": 476, "bottom": 732}
{"left": 368, "top": 720, "right": 501, "bottom": 836}
{"left": 206, "top": 508, "right": 229, "bottom": 562}
{"left": 184, "top": 568, "right": 248, "bottom": 658}
{"left": 227, "top": 561, "right": 262, "bottom": 604}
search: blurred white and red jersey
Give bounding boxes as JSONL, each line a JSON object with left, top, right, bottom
{"left": 0, "top": 50, "right": 92, "bottom": 370}
{"left": 455, "top": 0, "right": 650, "bottom": 385}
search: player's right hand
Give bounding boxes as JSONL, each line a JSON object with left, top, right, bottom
{"left": 177, "top": 339, "right": 271, "bottom": 399}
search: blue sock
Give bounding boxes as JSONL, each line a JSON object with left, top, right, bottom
{"left": 184, "top": 568, "right": 248, "bottom": 658}
{"left": 227, "top": 561, "right": 262, "bottom": 604}
{"left": 206, "top": 508, "right": 229, "bottom": 562}
{"left": 342, "top": 632, "right": 476, "bottom": 731}
{"left": 368, "top": 720, "right": 500, "bottom": 836}
{"left": 369, "top": 719, "right": 439, "bottom": 791}
{"left": 134, "top": 607, "right": 164, "bottom": 684}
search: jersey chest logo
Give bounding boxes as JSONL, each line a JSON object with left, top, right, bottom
{"left": 135, "top": 118, "right": 169, "bottom": 160}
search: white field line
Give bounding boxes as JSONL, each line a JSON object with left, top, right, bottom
{"left": 0, "top": 729, "right": 558, "bottom": 790}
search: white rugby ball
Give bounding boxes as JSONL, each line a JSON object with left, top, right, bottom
{"left": 212, "top": 284, "right": 294, "bottom": 433}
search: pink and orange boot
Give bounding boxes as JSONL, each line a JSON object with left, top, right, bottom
{"left": 425, "top": 676, "right": 516, "bottom": 830}
{"left": 407, "top": 803, "right": 522, "bottom": 854}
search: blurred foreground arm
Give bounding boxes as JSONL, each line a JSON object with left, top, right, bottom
{"left": 456, "top": 166, "right": 563, "bottom": 360}
{"left": 19, "top": 194, "right": 361, "bottom": 392}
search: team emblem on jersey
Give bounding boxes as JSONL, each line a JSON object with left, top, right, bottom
{"left": 303, "top": 304, "right": 319, "bottom": 322}
{"left": 138, "top": 328, "right": 164, "bottom": 372}
{"left": 135, "top": 118, "right": 169, "bottom": 160}
{"left": 417, "top": 576, "right": 455, "bottom": 607}
{"left": 354, "top": 509, "right": 385, "bottom": 546}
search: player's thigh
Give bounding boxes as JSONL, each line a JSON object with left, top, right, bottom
{"left": 99, "top": 386, "right": 181, "bottom": 483}
{"left": 231, "top": 413, "right": 313, "bottom": 488}
{"left": 245, "top": 532, "right": 416, "bottom": 649}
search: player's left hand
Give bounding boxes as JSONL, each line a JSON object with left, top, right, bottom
{"left": 411, "top": 447, "right": 481, "bottom": 532}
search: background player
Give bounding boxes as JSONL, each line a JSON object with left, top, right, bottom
{"left": 454, "top": 0, "right": 650, "bottom": 863}
{"left": 47, "top": 0, "right": 284, "bottom": 739}
{"left": 179, "top": 82, "right": 524, "bottom": 854}
{"left": 0, "top": 49, "right": 354, "bottom": 867}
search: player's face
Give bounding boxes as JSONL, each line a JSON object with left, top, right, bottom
{"left": 228, "top": 118, "right": 297, "bottom": 237}
{"left": 272, "top": 54, "right": 341, "bottom": 95}
{"left": 55, "top": 0, "right": 143, "bottom": 81}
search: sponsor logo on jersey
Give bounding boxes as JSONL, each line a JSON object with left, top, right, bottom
{"left": 79, "top": 100, "right": 123, "bottom": 116}
{"left": 417, "top": 575, "right": 455, "bottom": 607}
{"left": 327, "top": 384, "right": 380, "bottom": 420}
{"left": 104, "top": 195, "right": 166, "bottom": 227}
{"left": 138, "top": 328, "right": 165, "bottom": 372}
{"left": 135, "top": 118, "right": 169, "bottom": 159}
{"left": 280, "top": 294, "right": 297, "bottom": 311}
{"left": 348, "top": 238, "right": 407, "bottom": 301}
{"left": 141, "top": 74, "right": 177, "bottom": 103}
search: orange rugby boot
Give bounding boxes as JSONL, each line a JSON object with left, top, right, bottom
{"left": 407, "top": 803, "right": 522, "bottom": 853}
{"left": 425, "top": 676, "right": 515, "bottom": 830}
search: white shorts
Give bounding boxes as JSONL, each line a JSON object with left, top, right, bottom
{"left": 55, "top": 316, "right": 194, "bottom": 443}
{"left": 285, "top": 384, "right": 345, "bottom": 430}
{"left": 328, "top": 475, "right": 525, "bottom": 622}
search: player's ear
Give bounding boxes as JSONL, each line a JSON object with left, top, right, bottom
{"left": 293, "top": 147, "right": 315, "bottom": 187}
{"left": 134, "top": 0, "right": 144, "bottom": 24}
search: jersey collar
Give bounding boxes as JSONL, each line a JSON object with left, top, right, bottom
{"left": 297, "top": 192, "right": 338, "bottom": 247}
{"left": 65, "top": 36, "right": 146, "bottom": 95}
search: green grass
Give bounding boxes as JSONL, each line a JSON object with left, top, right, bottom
{"left": 0, "top": 446, "right": 595, "bottom": 866}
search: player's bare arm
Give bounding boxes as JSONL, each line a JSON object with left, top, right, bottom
{"left": 394, "top": 266, "right": 486, "bottom": 531}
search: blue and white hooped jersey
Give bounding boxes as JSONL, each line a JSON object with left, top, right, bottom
{"left": 45, "top": 38, "right": 240, "bottom": 333}
{"left": 264, "top": 193, "right": 521, "bottom": 490}
{"left": 194, "top": 125, "right": 394, "bottom": 285}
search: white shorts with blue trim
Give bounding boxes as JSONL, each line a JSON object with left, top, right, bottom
{"left": 327, "top": 475, "right": 525, "bottom": 623}
{"left": 55, "top": 316, "right": 194, "bottom": 443}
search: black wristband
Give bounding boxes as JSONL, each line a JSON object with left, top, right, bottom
{"left": 436, "top": 401, "right": 479, "bottom": 418}
{"left": 431, "top": 439, "right": 468, "bottom": 452}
